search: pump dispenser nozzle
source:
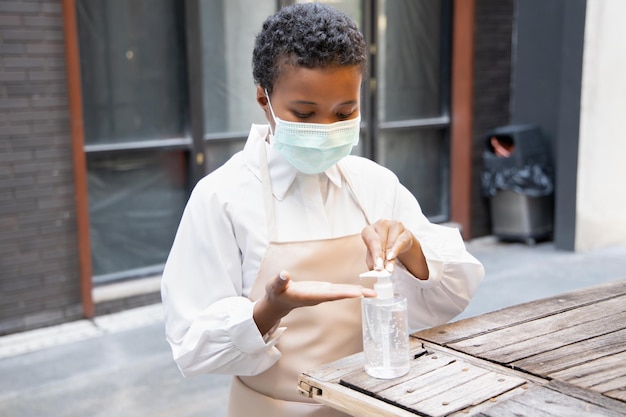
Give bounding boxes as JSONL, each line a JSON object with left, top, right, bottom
{"left": 359, "top": 269, "right": 393, "bottom": 299}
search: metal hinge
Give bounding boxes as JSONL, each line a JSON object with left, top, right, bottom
{"left": 298, "top": 380, "right": 322, "bottom": 398}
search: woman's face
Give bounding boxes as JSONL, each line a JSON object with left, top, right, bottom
{"left": 257, "top": 64, "right": 362, "bottom": 131}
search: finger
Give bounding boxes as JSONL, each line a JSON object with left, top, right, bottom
{"left": 361, "top": 287, "right": 377, "bottom": 298}
{"left": 361, "top": 226, "right": 384, "bottom": 270}
{"left": 325, "top": 285, "right": 376, "bottom": 299}
{"left": 332, "top": 283, "right": 372, "bottom": 296}
{"left": 268, "top": 270, "right": 290, "bottom": 295}
{"left": 364, "top": 250, "right": 374, "bottom": 270}
{"left": 384, "top": 222, "right": 405, "bottom": 260}
{"left": 287, "top": 282, "right": 375, "bottom": 304}
{"left": 387, "top": 229, "right": 414, "bottom": 262}
{"left": 312, "top": 283, "right": 376, "bottom": 301}
{"left": 373, "top": 220, "right": 390, "bottom": 260}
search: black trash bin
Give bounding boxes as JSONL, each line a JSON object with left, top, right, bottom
{"left": 481, "top": 124, "right": 554, "bottom": 244}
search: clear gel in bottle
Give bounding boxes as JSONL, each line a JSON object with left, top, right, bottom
{"left": 360, "top": 269, "right": 410, "bottom": 379}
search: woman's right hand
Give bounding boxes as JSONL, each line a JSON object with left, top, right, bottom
{"left": 253, "top": 270, "right": 375, "bottom": 335}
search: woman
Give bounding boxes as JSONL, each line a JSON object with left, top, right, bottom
{"left": 161, "top": 3, "right": 484, "bottom": 416}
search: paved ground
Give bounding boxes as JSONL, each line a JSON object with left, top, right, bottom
{"left": 1, "top": 236, "right": 626, "bottom": 417}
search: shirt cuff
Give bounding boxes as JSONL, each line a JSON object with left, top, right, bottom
{"left": 228, "top": 299, "right": 285, "bottom": 354}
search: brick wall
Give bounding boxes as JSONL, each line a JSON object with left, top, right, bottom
{"left": 470, "top": 0, "right": 515, "bottom": 237}
{"left": 0, "top": 0, "right": 82, "bottom": 335}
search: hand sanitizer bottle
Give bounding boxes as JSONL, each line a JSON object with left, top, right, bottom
{"left": 360, "top": 269, "right": 410, "bottom": 379}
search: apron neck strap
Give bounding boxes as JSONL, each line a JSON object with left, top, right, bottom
{"left": 336, "top": 161, "right": 374, "bottom": 225}
{"left": 259, "top": 142, "right": 278, "bottom": 241}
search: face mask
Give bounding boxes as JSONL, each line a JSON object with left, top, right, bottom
{"left": 265, "top": 90, "right": 360, "bottom": 175}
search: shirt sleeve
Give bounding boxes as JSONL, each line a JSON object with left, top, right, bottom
{"left": 390, "top": 181, "right": 485, "bottom": 331}
{"left": 160, "top": 178, "right": 283, "bottom": 377}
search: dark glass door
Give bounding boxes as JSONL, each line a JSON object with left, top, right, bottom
{"left": 77, "top": 0, "right": 190, "bottom": 283}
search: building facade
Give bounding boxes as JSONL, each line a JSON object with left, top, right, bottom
{"left": 1, "top": 0, "right": 624, "bottom": 335}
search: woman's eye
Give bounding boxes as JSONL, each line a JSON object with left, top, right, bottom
{"left": 338, "top": 111, "right": 355, "bottom": 119}
{"left": 293, "top": 111, "right": 313, "bottom": 119}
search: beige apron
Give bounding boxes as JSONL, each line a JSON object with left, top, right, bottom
{"left": 227, "top": 146, "right": 373, "bottom": 417}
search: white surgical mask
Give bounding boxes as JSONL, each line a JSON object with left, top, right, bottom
{"left": 265, "top": 90, "right": 360, "bottom": 175}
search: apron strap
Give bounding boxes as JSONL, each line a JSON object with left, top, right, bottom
{"left": 258, "top": 142, "right": 278, "bottom": 242}
{"left": 336, "top": 161, "right": 374, "bottom": 226}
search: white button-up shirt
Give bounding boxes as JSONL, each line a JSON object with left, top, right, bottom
{"left": 161, "top": 124, "right": 484, "bottom": 377}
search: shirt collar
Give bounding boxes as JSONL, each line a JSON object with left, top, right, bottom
{"left": 244, "top": 124, "right": 344, "bottom": 201}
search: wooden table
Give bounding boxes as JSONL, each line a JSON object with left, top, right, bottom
{"left": 298, "top": 278, "right": 626, "bottom": 416}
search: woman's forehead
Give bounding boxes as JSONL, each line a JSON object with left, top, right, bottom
{"left": 272, "top": 65, "right": 362, "bottom": 102}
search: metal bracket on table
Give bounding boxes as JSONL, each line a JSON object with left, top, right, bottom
{"left": 298, "top": 380, "right": 322, "bottom": 398}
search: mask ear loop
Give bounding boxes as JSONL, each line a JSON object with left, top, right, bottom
{"left": 264, "top": 89, "right": 277, "bottom": 136}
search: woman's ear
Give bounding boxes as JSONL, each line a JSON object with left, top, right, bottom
{"left": 257, "top": 85, "right": 273, "bottom": 132}
{"left": 256, "top": 85, "right": 268, "bottom": 109}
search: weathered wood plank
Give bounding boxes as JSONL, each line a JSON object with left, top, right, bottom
{"left": 339, "top": 352, "right": 527, "bottom": 417}
{"left": 377, "top": 358, "right": 490, "bottom": 404}
{"left": 446, "top": 295, "right": 626, "bottom": 361}
{"left": 298, "top": 374, "right": 418, "bottom": 417}
{"left": 303, "top": 338, "right": 425, "bottom": 383}
{"left": 474, "top": 309, "right": 626, "bottom": 365}
{"left": 420, "top": 341, "right": 548, "bottom": 385}
{"left": 407, "top": 371, "right": 526, "bottom": 417}
{"left": 474, "top": 383, "right": 626, "bottom": 417}
{"left": 592, "top": 375, "right": 626, "bottom": 394}
{"left": 447, "top": 384, "right": 531, "bottom": 417}
{"left": 511, "top": 328, "right": 626, "bottom": 375}
{"left": 546, "top": 380, "right": 626, "bottom": 414}
{"left": 415, "top": 278, "right": 626, "bottom": 346}
{"left": 549, "top": 351, "right": 626, "bottom": 392}
{"left": 606, "top": 388, "right": 626, "bottom": 402}
{"left": 339, "top": 351, "right": 456, "bottom": 393}
{"left": 303, "top": 352, "right": 366, "bottom": 383}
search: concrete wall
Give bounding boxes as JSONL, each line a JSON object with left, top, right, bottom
{"left": 0, "top": 0, "right": 82, "bottom": 334}
{"left": 509, "top": 0, "right": 587, "bottom": 251}
{"left": 576, "top": 0, "right": 626, "bottom": 251}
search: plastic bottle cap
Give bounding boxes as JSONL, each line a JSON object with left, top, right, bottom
{"left": 359, "top": 269, "right": 393, "bottom": 300}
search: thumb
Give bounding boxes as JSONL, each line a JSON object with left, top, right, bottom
{"left": 265, "top": 270, "right": 290, "bottom": 298}
{"left": 274, "top": 270, "right": 291, "bottom": 291}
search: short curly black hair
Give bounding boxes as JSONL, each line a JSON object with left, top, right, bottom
{"left": 252, "top": 3, "right": 367, "bottom": 94}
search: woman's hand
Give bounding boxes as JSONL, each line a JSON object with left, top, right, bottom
{"left": 253, "top": 271, "right": 375, "bottom": 335}
{"left": 361, "top": 219, "right": 429, "bottom": 280}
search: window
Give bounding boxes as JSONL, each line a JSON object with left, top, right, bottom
{"left": 375, "top": 0, "right": 451, "bottom": 220}
{"left": 77, "top": 0, "right": 190, "bottom": 282}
